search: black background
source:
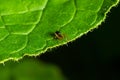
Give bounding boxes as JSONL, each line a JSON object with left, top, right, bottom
{"left": 39, "top": 3, "right": 120, "bottom": 80}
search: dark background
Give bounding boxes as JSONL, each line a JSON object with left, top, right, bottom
{"left": 39, "top": 3, "right": 120, "bottom": 80}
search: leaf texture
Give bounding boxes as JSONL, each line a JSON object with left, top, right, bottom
{"left": 0, "top": 0, "right": 119, "bottom": 63}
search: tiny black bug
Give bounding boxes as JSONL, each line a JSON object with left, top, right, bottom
{"left": 54, "top": 31, "right": 64, "bottom": 40}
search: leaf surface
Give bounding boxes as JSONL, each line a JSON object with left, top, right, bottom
{"left": 0, "top": 0, "right": 119, "bottom": 63}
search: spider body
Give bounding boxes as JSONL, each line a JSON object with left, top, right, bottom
{"left": 54, "top": 31, "right": 64, "bottom": 40}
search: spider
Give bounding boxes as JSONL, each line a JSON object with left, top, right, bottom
{"left": 54, "top": 31, "right": 64, "bottom": 40}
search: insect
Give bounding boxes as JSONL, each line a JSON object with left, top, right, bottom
{"left": 54, "top": 31, "right": 64, "bottom": 40}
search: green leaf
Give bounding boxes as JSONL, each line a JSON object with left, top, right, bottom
{"left": 0, "top": 0, "right": 119, "bottom": 63}
{"left": 0, "top": 58, "right": 66, "bottom": 80}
